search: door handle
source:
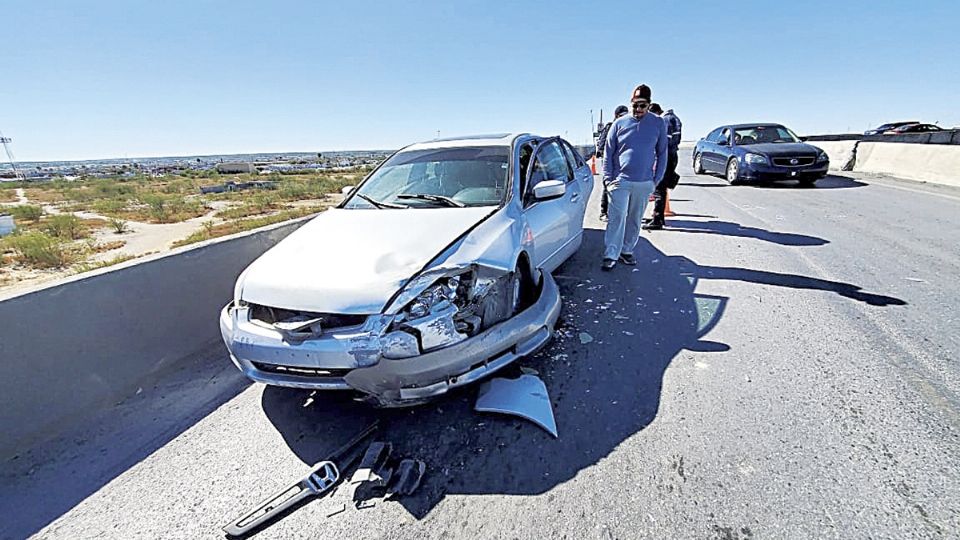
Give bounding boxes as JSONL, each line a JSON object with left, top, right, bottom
{"left": 570, "top": 193, "right": 580, "bottom": 202}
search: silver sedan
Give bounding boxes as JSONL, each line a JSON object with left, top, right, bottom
{"left": 219, "top": 133, "right": 594, "bottom": 406}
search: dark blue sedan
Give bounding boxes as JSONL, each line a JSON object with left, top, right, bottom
{"left": 693, "top": 123, "right": 829, "bottom": 186}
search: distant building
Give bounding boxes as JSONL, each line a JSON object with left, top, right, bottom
{"left": 216, "top": 162, "right": 256, "bottom": 174}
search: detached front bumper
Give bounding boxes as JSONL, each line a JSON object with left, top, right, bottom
{"left": 741, "top": 161, "right": 828, "bottom": 181}
{"left": 219, "top": 273, "right": 562, "bottom": 406}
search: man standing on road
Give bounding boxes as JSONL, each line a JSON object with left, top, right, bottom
{"left": 601, "top": 84, "right": 667, "bottom": 271}
{"left": 645, "top": 104, "right": 682, "bottom": 230}
{"left": 597, "top": 105, "right": 629, "bottom": 222}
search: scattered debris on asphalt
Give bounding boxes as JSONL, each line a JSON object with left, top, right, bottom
{"left": 388, "top": 459, "right": 426, "bottom": 497}
{"left": 475, "top": 374, "right": 558, "bottom": 437}
{"left": 579, "top": 332, "right": 594, "bottom": 344}
{"left": 350, "top": 441, "right": 393, "bottom": 487}
{"left": 222, "top": 422, "right": 378, "bottom": 538}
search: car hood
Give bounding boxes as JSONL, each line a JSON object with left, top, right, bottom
{"left": 238, "top": 206, "right": 496, "bottom": 314}
{"left": 742, "top": 142, "right": 820, "bottom": 156}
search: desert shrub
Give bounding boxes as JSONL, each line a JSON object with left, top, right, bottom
{"left": 5, "top": 232, "right": 78, "bottom": 268}
{"left": 108, "top": 217, "right": 130, "bottom": 233}
{"left": 8, "top": 205, "right": 43, "bottom": 222}
{"left": 44, "top": 214, "right": 85, "bottom": 239}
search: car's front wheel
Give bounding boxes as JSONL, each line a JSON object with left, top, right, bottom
{"left": 725, "top": 158, "right": 740, "bottom": 184}
{"left": 693, "top": 153, "right": 705, "bottom": 174}
{"left": 509, "top": 262, "right": 536, "bottom": 315}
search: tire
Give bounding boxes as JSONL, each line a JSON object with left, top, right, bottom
{"left": 725, "top": 158, "right": 740, "bottom": 184}
{"left": 508, "top": 261, "right": 536, "bottom": 316}
{"left": 693, "top": 153, "right": 705, "bottom": 174}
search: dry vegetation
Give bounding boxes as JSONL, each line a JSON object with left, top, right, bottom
{"left": 0, "top": 166, "right": 370, "bottom": 290}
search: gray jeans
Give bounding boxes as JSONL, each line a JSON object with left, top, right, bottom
{"left": 603, "top": 179, "right": 654, "bottom": 260}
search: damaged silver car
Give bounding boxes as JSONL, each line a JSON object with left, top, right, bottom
{"left": 220, "top": 133, "right": 593, "bottom": 406}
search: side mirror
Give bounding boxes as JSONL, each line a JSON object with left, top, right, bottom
{"left": 532, "top": 179, "right": 566, "bottom": 201}
{"left": 799, "top": 136, "right": 809, "bottom": 142}
{"left": 717, "top": 139, "right": 729, "bottom": 146}
{"left": 341, "top": 185, "right": 355, "bottom": 195}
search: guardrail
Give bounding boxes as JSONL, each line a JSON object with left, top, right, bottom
{"left": 0, "top": 216, "right": 312, "bottom": 460}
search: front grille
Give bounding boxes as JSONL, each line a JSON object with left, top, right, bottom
{"left": 772, "top": 156, "right": 816, "bottom": 167}
{"left": 249, "top": 304, "right": 368, "bottom": 330}
{"left": 252, "top": 362, "right": 352, "bottom": 378}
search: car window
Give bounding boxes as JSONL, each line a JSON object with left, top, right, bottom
{"left": 346, "top": 146, "right": 510, "bottom": 208}
{"left": 531, "top": 141, "right": 572, "bottom": 187}
{"left": 734, "top": 126, "right": 799, "bottom": 145}
{"left": 559, "top": 142, "right": 581, "bottom": 182}
{"left": 518, "top": 142, "right": 535, "bottom": 198}
{"left": 706, "top": 128, "right": 722, "bottom": 142}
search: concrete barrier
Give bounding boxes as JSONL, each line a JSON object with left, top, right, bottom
{"left": 854, "top": 142, "right": 960, "bottom": 186}
{"left": 808, "top": 140, "right": 858, "bottom": 171}
{"left": 0, "top": 216, "right": 311, "bottom": 459}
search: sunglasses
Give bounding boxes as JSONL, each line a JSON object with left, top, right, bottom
{"left": 632, "top": 102, "right": 649, "bottom": 110}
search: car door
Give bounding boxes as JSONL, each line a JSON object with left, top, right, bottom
{"left": 711, "top": 127, "right": 733, "bottom": 169}
{"left": 522, "top": 138, "right": 574, "bottom": 271}
{"left": 560, "top": 139, "right": 593, "bottom": 236}
{"left": 700, "top": 128, "right": 722, "bottom": 172}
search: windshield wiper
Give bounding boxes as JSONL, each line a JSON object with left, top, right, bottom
{"left": 356, "top": 193, "right": 407, "bottom": 209}
{"left": 396, "top": 193, "right": 465, "bottom": 207}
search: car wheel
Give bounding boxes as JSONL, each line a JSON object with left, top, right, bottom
{"left": 693, "top": 153, "right": 705, "bottom": 174}
{"left": 725, "top": 158, "right": 740, "bottom": 184}
{"left": 509, "top": 262, "right": 536, "bottom": 315}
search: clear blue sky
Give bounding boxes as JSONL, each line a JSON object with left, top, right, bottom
{"left": 2, "top": 0, "right": 957, "bottom": 161}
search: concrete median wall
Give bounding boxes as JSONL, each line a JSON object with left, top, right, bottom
{"left": 854, "top": 142, "right": 960, "bottom": 186}
{"left": 808, "top": 141, "right": 857, "bottom": 171}
{"left": 0, "top": 217, "right": 310, "bottom": 459}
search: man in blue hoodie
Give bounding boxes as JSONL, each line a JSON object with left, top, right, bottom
{"left": 601, "top": 83, "right": 667, "bottom": 271}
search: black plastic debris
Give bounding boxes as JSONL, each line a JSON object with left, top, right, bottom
{"left": 388, "top": 459, "right": 426, "bottom": 497}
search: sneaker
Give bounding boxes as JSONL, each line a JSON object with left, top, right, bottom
{"left": 601, "top": 258, "right": 616, "bottom": 271}
{"left": 618, "top": 253, "right": 636, "bottom": 265}
{"left": 599, "top": 213, "right": 608, "bottom": 222}
{"left": 642, "top": 221, "right": 664, "bottom": 230}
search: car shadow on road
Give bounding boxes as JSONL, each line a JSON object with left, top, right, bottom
{"left": 262, "top": 229, "right": 733, "bottom": 521}
{"left": 663, "top": 219, "right": 830, "bottom": 246}
{"left": 680, "top": 174, "right": 866, "bottom": 190}
{"left": 262, "top": 226, "right": 906, "bottom": 521}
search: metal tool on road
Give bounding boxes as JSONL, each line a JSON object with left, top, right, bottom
{"left": 222, "top": 422, "right": 378, "bottom": 538}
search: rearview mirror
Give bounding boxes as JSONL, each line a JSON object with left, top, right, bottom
{"left": 341, "top": 185, "right": 355, "bottom": 195}
{"left": 532, "top": 179, "right": 566, "bottom": 201}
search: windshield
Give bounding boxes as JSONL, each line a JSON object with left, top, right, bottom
{"left": 345, "top": 146, "right": 510, "bottom": 209}
{"left": 733, "top": 126, "right": 800, "bottom": 145}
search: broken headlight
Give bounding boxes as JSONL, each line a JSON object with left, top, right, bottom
{"left": 404, "top": 274, "right": 467, "bottom": 320}
{"left": 382, "top": 270, "right": 476, "bottom": 359}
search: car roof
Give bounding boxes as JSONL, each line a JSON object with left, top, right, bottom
{"left": 404, "top": 133, "right": 530, "bottom": 151}
{"left": 725, "top": 123, "right": 787, "bottom": 130}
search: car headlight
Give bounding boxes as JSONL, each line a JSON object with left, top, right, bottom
{"left": 817, "top": 151, "right": 829, "bottom": 163}
{"left": 381, "top": 268, "right": 475, "bottom": 359}
{"left": 403, "top": 274, "right": 465, "bottom": 319}
{"left": 744, "top": 153, "right": 767, "bottom": 165}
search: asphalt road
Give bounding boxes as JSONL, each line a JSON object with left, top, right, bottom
{"left": 4, "top": 149, "right": 959, "bottom": 539}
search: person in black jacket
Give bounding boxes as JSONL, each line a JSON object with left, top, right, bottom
{"left": 597, "top": 105, "right": 628, "bottom": 221}
{"left": 645, "top": 104, "right": 682, "bottom": 230}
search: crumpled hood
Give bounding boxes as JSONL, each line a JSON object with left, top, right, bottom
{"left": 743, "top": 142, "right": 820, "bottom": 157}
{"left": 238, "top": 207, "right": 495, "bottom": 314}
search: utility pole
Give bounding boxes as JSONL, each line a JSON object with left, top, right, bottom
{"left": 0, "top": 130, "right": 25, "bottom": 182}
